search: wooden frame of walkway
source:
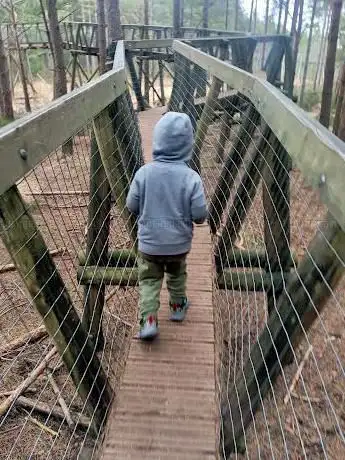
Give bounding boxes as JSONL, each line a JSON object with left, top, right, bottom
{"left": 100, "top": 107, "right": 217, "bottom": 459}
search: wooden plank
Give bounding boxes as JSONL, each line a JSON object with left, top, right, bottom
{"left": 262, "top": 136, "right": 292, "bottom": 314}
{"left": 0, "top": 185, "right": 112, "bottom": 432}
{"left": 174, "top": 39, "right": 345, "bottom": 233}
{"left": 0, "top": 67, "right": 126, "bottom": 196}
{"left": 82, "top": 135, "right": 111, "bottom": 351}
{"left": 100, "top": 107, "right": 216, "bottom": 460}
{"left": 92, "top": 108, "right": 137, "bottom": 243}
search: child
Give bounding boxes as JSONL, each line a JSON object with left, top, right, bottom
{"left": 126, "top": 112, "right": 207, "bottom": 340}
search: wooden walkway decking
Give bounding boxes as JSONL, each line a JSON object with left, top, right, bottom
{"left": 101, "top": 107, "right": 216, "bottom": 459}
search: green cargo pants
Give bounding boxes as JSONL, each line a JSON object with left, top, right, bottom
{"left": 138, "top": 252, "right": 187, "bottom": 322}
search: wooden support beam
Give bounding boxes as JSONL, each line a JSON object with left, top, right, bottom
{"left": 191, "top": 43, "right": 228, "bottom": 173}
{"left": 92, "top": 108, "right": 137, "bottom": 243}
{"left": 78, "top": 248, "right": 137, "bottom": 267}
{"left": 221, "top": 249, "right": 297, "bottom": 269}
{"left": 221, "top": 213, "right": 345, "bottom": 456}
{"left": 217, "top": 269, "right": 291, "bottom": 291}
{"left": 191, "top": 76, "right": 223, "bottom": 174}
{"left": 125, "top": 50, "right": 146, "bottom": 111}
{"left": 0, "top": 185, "right": 112, "bottom": 433}
{"left": 208, "top": 104, "right": 261, "bottom": 234}
{"left": 110, "top": 91, "right": 144, "bottom": 180}
{"left": 82, "top": 135, "right": 111, "bottom": 351}
{"left": 263, "top": 136, "right": 292, "bottom": 315}
{"left": 216, "top": 123, "right": 272, "bottom": 267}
{"left": 77, "top": 266, "right": 138, "bottom": 286}
{"left": 216, "top": 95, "right": 240, "bottom": 162}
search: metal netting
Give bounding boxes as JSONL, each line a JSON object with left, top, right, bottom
{"left": 0, "top": 86, "right": 142, "bottom": 458}
{"left": 171, "top": 45, "right": 345, "bottom": 459}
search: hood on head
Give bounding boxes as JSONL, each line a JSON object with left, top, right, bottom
{"left": 152, "top": 112, "right": 194, "bottom": 162}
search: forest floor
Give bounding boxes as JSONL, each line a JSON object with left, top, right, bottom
{"left": 1, "top": 84, "right": 344, "bottom": 459}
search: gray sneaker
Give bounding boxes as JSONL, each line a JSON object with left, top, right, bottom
{"left": 169, "top": 298, "right": 189, "bottom": 322}
{"left": 138, "top": 315, "right": 159, "bottom": 341}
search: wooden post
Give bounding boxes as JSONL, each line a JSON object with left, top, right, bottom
{"left": 168, "top": 53, "right": 183, "bottom": 111}
{"left": 263, "top": 136, "right": 292, "bottom": 315}
{"left": 265, "top": 39, "right": 285, "bottom": 86}
{"left": 156, "top": 30, "right": 166, "bottom": 106}
{"left": 221, "top": 213, "right": 345, "bottom": 456}
{"left": 191, "top": 43, "right": 229, "bottom": 174}
{"left": 0, "top": 185, "right": 112, "bottom": 432}
{"left": 208, "top": 105, "right": 261, "bottom": 234}
{"left": 194, "top": 63, "right": 207, "bottom": 99}
{"left": 191, "top": 76, "right": 222, "bottom": 173}
{"left": 125, "top": 50, "right": 146, "bottom": 111}
{"left": 216, "top": 123, "right": 272, "bottom": 268}
{"left": 92, "top": 107, "right": 138, "bottom": 243}
{"left": 216, "top": 95, "right": 240, "bottom": 163}
{"left": 83, "top": 135, "right": 111, "bottom": 351}
{"left": 70, "top": 52, "right": 78, "bottom": 90}
{"left": 110, "top": 91, "right": 144, "bottom": 180}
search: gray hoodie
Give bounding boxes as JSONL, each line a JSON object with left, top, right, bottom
{"left": 126, "top": 112, "right": 207, "bottom": 256}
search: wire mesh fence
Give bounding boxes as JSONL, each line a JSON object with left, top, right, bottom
{"left": 0, "top": 45, "right": 144, "bottom": 458}
{"left": 2, "top": 32, "right": 345, "bottom": 460}
{"left": 171, "top": 41, "right": 345, "bottom": 458}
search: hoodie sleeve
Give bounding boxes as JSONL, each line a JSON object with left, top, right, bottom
{"left": 126, "top": 172, "right": 141, "bottom": 215}
{"left": 191, "top": 175, "right": 208, "bottom": 224}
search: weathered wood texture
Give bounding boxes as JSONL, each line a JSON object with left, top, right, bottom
{"left": 0, "top": 185, "right": 112, "bottom": 432}
{"left": 78, "top": 249, "right": 137, "bottom": 267}
{"left": 173, "top": 40, "right": 345, "bottom": 234}
{"left": 100, "top": 107, "right": 216, "bottom": 459}
{"left": 221, "top": 213, "right": 345, "bottom": 455}
{"left": 209, "top": 105, "right": 261, "bottom": 234}
{"left": 83, "top": 135, "right": 111, "bottom": 351}
{"left": 92, "top": 106, "right": 137, "bottom": 243}
{"left": 262, "top": 136, "right": 292, "bottom": 314}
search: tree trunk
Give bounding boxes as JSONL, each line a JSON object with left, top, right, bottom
{"left": 318, "top": 7, "right": 331, "bottom": 87}
{"left": 47, "top": 0, "right": 72, "bottom": 156}
{"left": 261, "top": 0, "right": 270, "bottom": 68}
{"left": 276, "top": 0, "right": 283, "bottom": 34}
{"left": 234, "top": 0, "right": 239, "bottom": 30}
{"left": 144, "top": 0, "right": 150, "bottom": 102}
{"left": 333, "top": 61, "right": 345, "bottom": 136}
{"left": 249, "top": 0, "right": 255, "bottom": 32}
{"left": 97, "top": 0, "right": 107, "bottom": 75}
{"left": 314, "top": 4, "right": 329, "bottom": 90}
{"left": 319, "top": 0, "right": 343, "bottom": 128}
{"left": 47, "top": 0, "right": 67, "bottom": 100}
{"left": 181, "top": 0, "right": 184, "bottom": 27}
{"left": 106, "top": 0, "right": 123, "bottom": 43}
{"left": 173, "top": 0, "right": 182, "bottom": 37}
{"left": 282, "top": 0, "right": 290, "bottom": 33}
{"left": 0, "top": 26, "right": 14, "bottom": 121}
{"left": 10, "top": 0, "right": 31, "bottom": 112}
{"left": 253, "top": 0, "right": 258, "bottom": 33}
{"left": 39, "top": 0, "right": 55, "bottom": 67}
{"left": 291, "top": 0, "right": 304, "bottom": 84}
{"left": 202, "top": 0, "right": 209, "bottom": 29}
{"left": 225, "top": 0, "right": 229, "bottom": 29}
{"left": 299, "top": 0, "right": 317, "bottom": 106}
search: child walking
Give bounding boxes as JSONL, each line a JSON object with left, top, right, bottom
{"left": 126, "top": 112, "right": 207, "bottom": 340}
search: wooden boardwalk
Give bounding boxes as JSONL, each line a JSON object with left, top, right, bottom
{"left": 101, "top": 108, "right": 216, "bottom": 459}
